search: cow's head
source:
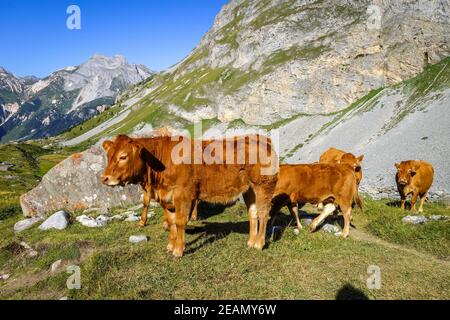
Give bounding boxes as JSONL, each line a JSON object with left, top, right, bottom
{"left": 395, "top": 162, "right": 419, "bottom": 186}
{"left": 100, "top": 135, "right": 164, "bottom": 187}
{"left": 340, "top": 153, "right": 364, "bottom": 184}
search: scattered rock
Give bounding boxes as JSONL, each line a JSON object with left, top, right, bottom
{"left": 429, "top": 215, "right": 449, "bottom": 221}
{"left": 59, "top": 296, "right": 68, "bottom": 300}
{"left": 39, "top": 210, "right": 70, "bottom": 231}
{"left": 129, "top": 235, "right": 148, "bottom": 243}
{"left": 293, "top": 228, "right": 300, "bottom": 236}
{"left": 110, "top": 214, "right": 125, "bottom": 221}
{"left": 402, "top": 215, "right": 428, "bottom": 224}
{"left": 76, "top": 215, "right": 107, "bottom": 228}
{"left": 321, "top": 223, "right": 341, "bottom": 235}
{"left": 95, "top": 215, "right": 110, "bottom": 223}
{"left": 0, "top": 274, "right": 10, "bottom": 280}
{"left": 124, "top": 214, "right": 140, "bottom": 222}
{"left": 50, "top": 259, "right": 63, "bottom": 273}
{"left": 19, "top": 241, "right": 38, "bottom": 257}
{"left": 302, "top": 218, "right": 313, "bottom": 226}
{"left": 14, "top": 216, "right": 43, "bottom": 233}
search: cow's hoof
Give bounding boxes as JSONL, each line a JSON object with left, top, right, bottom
{"left": 172, "top": 248, "right": 184, "bottom": 257}
{"left": 254, "top": 242, "right": 265, "bottom": 250}
{"left": 162, "top": 221, "right": 169, "bottom": 230}
{"left": 167, "top": 243, "right": 175, "bottom": 252}
{"left": 138, "top": 221, "right": 146, "bottom": 228}
{"left": 247, "top": 240, "right": 255, "bottom": 248}
{"left": 309, "top": 224, "right": 317, "bottom": 232}
{"left": 340, "top": 233, "right": 349, "bottom": 239}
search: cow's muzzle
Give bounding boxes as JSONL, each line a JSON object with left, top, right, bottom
{"left": 100, "top": 174, "right": 119, "bottom": 186}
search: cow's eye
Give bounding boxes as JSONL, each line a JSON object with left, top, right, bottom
{"left": 119, "top": 154, "right": 128, "bottom": 160}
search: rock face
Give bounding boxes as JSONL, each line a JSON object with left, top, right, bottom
{"left": 20, "top": 145, "right": 142, "bottom": 217}
{"left": 75, "top": 0, "right": 449, "bottom": 127}
{"left": 0, "top": 54, "right": 153, "bottom": 142}
{"left": 285, "top": 57, "right": 450, "bottom": 200}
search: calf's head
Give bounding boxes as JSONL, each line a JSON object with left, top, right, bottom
{"left": 395, "top": 162, "right": 419, "bottom": 186}
{"left": 100, "top": 135, "right": 147, "bottom": 187}
{"left": 340, "top": 153, "right": 364, "bottom": 183}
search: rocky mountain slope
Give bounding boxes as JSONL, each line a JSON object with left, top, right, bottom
{"left": 52, "top": 0, "right": 449, "bottom": 199}
{"left": 0, "top": 55, "right": 153, "bottom": 142}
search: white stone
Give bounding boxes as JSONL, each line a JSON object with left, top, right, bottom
{"left": 129, "top": 235, "right": 148, "bottom": 243}
{"left": 124, "top": 214, "right": 140, "bottom": 222}
{"left": 402, "top": 215, "right": 428, "bottom": 225}
{"left": 39, "top": 211, "right": 70, "bottom": 231}
{"left": 0, "top": 274, "right": 10, "bottom": 280}
{"left": 51, "top": 259, "right": 62, "bottom": 273}
{"left": 76, "top": 215, "right": 106, "bottom": 228}
{"left": 14, "top": 216, "right": 43, "bottom": 233}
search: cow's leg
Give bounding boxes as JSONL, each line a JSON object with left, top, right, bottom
{"left": 341, "top": 205, "right": 352, "bottom": 239}
{"left": 139, "top": 186, "right": 152, "bottom": 227}
{"left": 418, "top": 193, "right": 427, "bottom": 212}
{"left": 190, "top": 200, "right": 198, "bottom": 221}
{"left": 287, "top": 202, "right": 302, "bottom": 230}
{"left": 243, "top": 188, "right": 257, "bottom": 248}
{"left": 166, "top": 210, "right": 177, "bottom": 253}
{"left": 162, "top": 206, "right": 170, "bottom": 231}
{"left": 254, "top": 189, "right": 272, "bottom": 250}
{"left": 310, "top": 203, "right": 336, "bottom": 232}
{"left": 410, "top": 191, "right": 419, "bottom": 212}
{"left": 172, "top": 194, "right": 192, "bottom": 257}
{"left": 400, "top": 191, "right": 406, "bottom": 210}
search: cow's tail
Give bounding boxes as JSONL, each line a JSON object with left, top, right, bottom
{"left": 353, "top": 182, "right": 363, "bottom": 212}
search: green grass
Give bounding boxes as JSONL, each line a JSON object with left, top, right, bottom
{"left": 353, "top": 197, "right": 450, "bottom": 259}
{"left": 0, "top": 201, "right": 449, "bottom": 299}
{"left": 0, "top": 143, "right": 71, "bottom": 220}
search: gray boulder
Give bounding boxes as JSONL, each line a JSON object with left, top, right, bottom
{"left": 402, "top": 215, "right": 428, "bottom": 225}
{"left": 39, "top": 210, "right": 70, "bottom": 230}
{"left": 20, "top": 145, "right": 142, "bottom": 217}
{"left": 14, "top": 216, "right": 43, "bottom": 233}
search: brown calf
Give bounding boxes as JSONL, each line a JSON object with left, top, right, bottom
{"left": 319, "top": 147, "right": 364, "bottom": 185}
{"left": 101, "top": 134, "right": 278, "bottom": 257}
{"left": 271, "top": 163, "right": 361, "bottom": 238}
{"left": 395, "top": 160, "right": 434, "bottom": 212}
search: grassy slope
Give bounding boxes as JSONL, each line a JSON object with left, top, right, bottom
{"left": 0, "top": 143, "right": 71, "bottom": 220}
{"left": 0, "top": 202, "right": 448, "bottom": 299}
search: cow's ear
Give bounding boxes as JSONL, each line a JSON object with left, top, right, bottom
{"left": 357, "top": 155, "right": 364, "bottom": 162}
{"left": 394, "top": 163, "right": 400, "bottom": 169}
{"left": 411, "top": 165, "right": 420, "bottom": 176}
{"left": 102, "top": 140, "right": 113, "bottom": 152}
{"left": 131, "top": 141, "right": 143, "bottom": 154}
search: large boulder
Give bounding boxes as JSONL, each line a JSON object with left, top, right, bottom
{"left": 20, "top": 145, "right": 142, "bottom": 217}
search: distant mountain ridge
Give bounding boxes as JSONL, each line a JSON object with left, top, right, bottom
{"left": 0, "top": 54, "right": 153, "bottom": 142}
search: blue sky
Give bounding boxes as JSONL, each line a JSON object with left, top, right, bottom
{"left": 0, "top": 0, "right": 229, "bottom": 77}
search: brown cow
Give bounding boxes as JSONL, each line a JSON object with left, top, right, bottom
{"left": 319, "top": 147, "right": 364, "bottom": 185}
{"left": 101, "top": 134, "right": 278, "bottom": 257}
{"left": 395, "top": 160, "right": 434, "bottom": 212}
{"left": 270, "top": 163, "right": 361, "bottom": 238}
